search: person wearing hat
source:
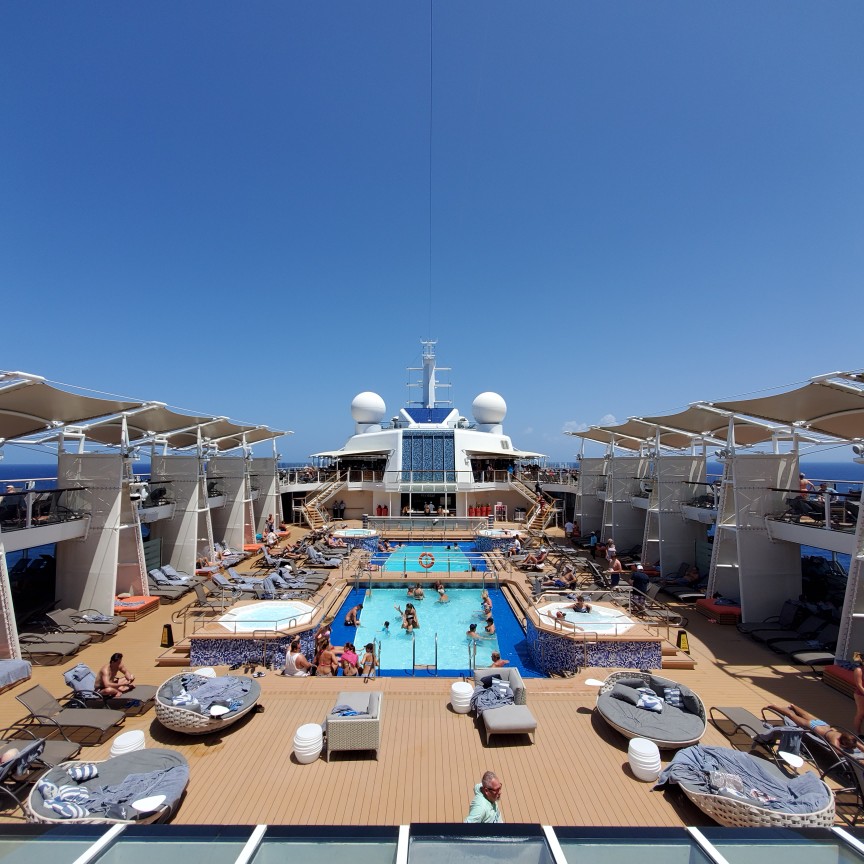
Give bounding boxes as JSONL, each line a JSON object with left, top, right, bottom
{"left": 631, "top": 563, "right": 650, "bottom": 595}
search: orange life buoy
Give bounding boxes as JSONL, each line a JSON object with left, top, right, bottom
{"left": 419, "top": 552, "right": 435, "bottom": 569}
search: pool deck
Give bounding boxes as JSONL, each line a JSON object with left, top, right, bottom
{"left": 1, "top": 522, "right": 860, "bottom": 826}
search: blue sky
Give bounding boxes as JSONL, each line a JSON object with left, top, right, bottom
{"left": 2, "top": 2, "right": 863, "bottom": 464}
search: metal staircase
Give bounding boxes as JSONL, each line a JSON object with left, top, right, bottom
{"left": 301, "top": 474, "right": 346, "bottom": 529}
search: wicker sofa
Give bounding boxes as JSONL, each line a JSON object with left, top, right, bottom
{"left": 324, "top": 691, "right": 382, "bottom": 762}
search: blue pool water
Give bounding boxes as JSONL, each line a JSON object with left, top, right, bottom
{"left": 329, "top": 584, "right": 543, "bottom": 676}
{"left": 371, "top": 541, "right": 486, "bottom": 573}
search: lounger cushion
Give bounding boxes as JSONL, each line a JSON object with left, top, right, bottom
{"left": 482, "top": 704, "right": 537, "bottom": 736}
{"left": 611, "top": 684, "right": 641, "bottom": 706}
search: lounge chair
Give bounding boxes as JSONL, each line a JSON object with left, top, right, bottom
{"left": 737, "top": 600, "right": 803, "bottom": 635}
{"left": 155, "top": 672, "right": 261, "bottom": 735}
{"left": 19, "top": 633, "right": 88, "bottom": 666}
{"left": 595, "top": 671, "right": 707, "bottom": 749}
{"left": 185, "top": 582, "right": 236, "bottom": 614}
{"left": 62, "top": 663, "right": 157, "bottom": 715}
{"left": 305, "top": 547, "right": 342, "bottom": 568}
{"left": 709, "top": 706, "right": 810, "bottom": 770}
{"left": 0, "top": 724, "right": 81, "bottom": 770}
{"left": 0, "top": 737, "right": 51, "bottom": 815}
{"left": 47, "top": 608, "right": 121, "bottom": 641}
{"left": 750, "top": 614, "right": 832, "bottom": 646}
{"left": 146, "top": 573, "right": 192, "bottom": 603}
{"left": 16, "top": 685, "right": 125, "bottom": 744}
{"left": 213, "top": 572, "right": 259, "bottom": 596}
{"left": 25, "top": 748, "right": 189, "bottom": 824}
{"left": 471, "top": 668, "right": 536, "bottom": 745}
{"left": 657, "top": 744, "right": 835, "bottom": 827}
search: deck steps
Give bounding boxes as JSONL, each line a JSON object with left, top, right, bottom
{"left": 156, "top": 638, "right": 192, "bottom": 666}
{"left": 661, "top": 639, "right": 696, "bottom": 670}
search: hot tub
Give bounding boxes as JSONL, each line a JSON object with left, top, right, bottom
{"left": 218, "top": 601, "right": 315, "bottom": 633}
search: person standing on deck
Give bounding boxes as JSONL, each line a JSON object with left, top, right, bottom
{"left": 465, "top": 771, "right": 504, "bottom": 823}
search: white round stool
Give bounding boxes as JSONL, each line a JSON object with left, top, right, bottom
{"left": 628, "top": 737, "right": 662, "bottom": 782}
{"left": 195, "top": 667, "right": 217, "bottom": 678}
{"left": 293, "top": 723, "right": 323, "bottom": 764}
{"left": 450, "top": 681, "right": 473, "bottom": 714}
{"left": 110, "top": 729, "right": 146, "bottom": 757}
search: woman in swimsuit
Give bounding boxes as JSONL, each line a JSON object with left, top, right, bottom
{"left": 767, "top": 703, "right": 864, "bottom": 753}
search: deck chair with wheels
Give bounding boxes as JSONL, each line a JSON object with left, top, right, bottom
{"left": 62, "top": 663, "right": 157, "bottom": 715}
{"left": 15, "top": 684, "right": 125, "bottom": 744}
{"left": 0, "top": 738, "right": 49, "bottom": 815}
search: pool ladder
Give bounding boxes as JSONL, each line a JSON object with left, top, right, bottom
{"left": 410, "top": 631, "right": 438, "bottom": 676}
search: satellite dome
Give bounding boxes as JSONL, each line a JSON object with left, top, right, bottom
{"left": 472, "top": 392, "right": 507, "bottom": 425}
{"left": 351, "top": 392, "right": 386, "bottom": 424}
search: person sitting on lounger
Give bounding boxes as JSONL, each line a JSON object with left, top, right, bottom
{"left": 766, "top": 703, "right": 864, "bottom": 755}
{"left": 520, "top": 547, "right": 548, "bottom": 569}
{"left": 542, "top": 563, "right": 578, "bottom": 589}
{"left": 96, "top": 652, "right": 136, "bottom": 697}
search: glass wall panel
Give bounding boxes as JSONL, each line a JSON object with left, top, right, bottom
{"left": 410, "top": 833, "right": 552, "bottom": 864}
{"left": 0, "top": 827, "right": 108, "bottom": 864}
{"left": 557, "top": 829, "right": 709, "bottom": 864}
{"left": 94, "top": 826, "right": 252, "bottom": 864}
{"left": 702, "top": 828, "right": 864, "bottom": 864}
{"left": 254, "top": 827, "right": 398, "bottom": 864}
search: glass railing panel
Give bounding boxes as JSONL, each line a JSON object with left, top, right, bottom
{"left": 556, "top": 828, "right": 707, "bottom": 864}
{"left": 701, "top": 828, "right": 864, "bottom": 864}
{"left": 409, "top": 825, "right": 552, "bottom": 864}
{"left": 93, "top": 826, "right": 253, "bottom": 864}
{"left": 0, "top": 826, "right": 110, "bottom": 864}
{"left": 253, "top": 826, "right": 398, "bottom": 864}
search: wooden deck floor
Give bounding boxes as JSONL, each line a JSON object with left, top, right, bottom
{"left": 1, "top": 531, "right": 856, "bottom": 825}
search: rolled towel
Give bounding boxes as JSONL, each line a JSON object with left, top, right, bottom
{"left": 49, "top": 801, "right": 89, "bottom": 819}
{"left": 68, "top": 763, "right": 99, "bottom": 782}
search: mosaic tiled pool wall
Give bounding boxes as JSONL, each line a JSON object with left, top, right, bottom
{"left": 525, "top": 620, "right": 662, "bottom": 671}
{"left": 340, "top": 535, "right": 380, "bottom": 553}
{"left": 190, "top": 628, "right": 317, "bottom": 668}
{"left": 475, "top": 534, "right": 516, "bottom": 553}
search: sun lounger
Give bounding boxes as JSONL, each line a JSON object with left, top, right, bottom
{"left": 62, "top": 663, "right": 157, "bottom": 715}
{"left": 19, "top": 633, "right": 88, "bottom": 665}
{"left": 709, "top": 705, "right": 809, "bottom": 769}
{"left": 0, "top": 724, "right": 81, "bottom": 769}
{"left": 16, "top": 684, "right": 125, "bottom": 744}
{"left": 748, "top": 614, "right": 829, "bottom": 645}
{"left": 737, "top": 600, "right": 803, "bottom": 635}
{"left": 47, "top": 608, "right": 121, "bottom": 641}
{"left": 155, "top": 672, "right": 261, "bottom": 735}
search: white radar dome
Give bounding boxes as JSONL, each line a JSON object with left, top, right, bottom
{"left": 351, "top": 392, "right": 386, "bottom": 424}
{"left": 472, "top": 392, "right": 507, "bottom": 425}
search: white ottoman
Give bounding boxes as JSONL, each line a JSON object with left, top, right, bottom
{"left": 451, "top": 682, "right": 473, "bottom": 714}
{"left": 628, "top": 737, "right": 661, "bottom": 782}
{"left": 195, "top": 667, "right": 217, "bottom": 678}
{"left": 110, "top": 729, "right": 146, "bottom": 757}
{"left": 294, "top": 722, "right": 324, "bottom": 764}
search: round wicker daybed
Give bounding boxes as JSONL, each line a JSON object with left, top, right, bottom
{"left": 155, "top": 672, "right": 261, "bottom": 735}
{"left": 595, "top": 670, "right": 707, "bottom": 749}
{"left": 25, "top": 748, "right": 189, "bottom": 825}
{"left": 658, "top": 744, "right": 835, "bottom": 828}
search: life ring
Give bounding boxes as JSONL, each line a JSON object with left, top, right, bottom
{"left": 419, "top": 552, "right": 435, "bottom": 569}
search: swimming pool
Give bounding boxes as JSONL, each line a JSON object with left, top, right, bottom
{"left": 337, "top": 586, "right": 501, "bottom": 670}
{"left": 371, "top": 541, "right": 486, "bottom": 573}
{"left": 218, "top": 601, "right": 315, "bottom": 633}
{"left": 535, "top": 601, "right": 635, "bottom": 635}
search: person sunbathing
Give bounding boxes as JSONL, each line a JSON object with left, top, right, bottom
{"left": 520, "top": 548, "right": 548, "bottom": 569}
{"left": 766, "top": 703, "right": 864, "bottom": 755}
